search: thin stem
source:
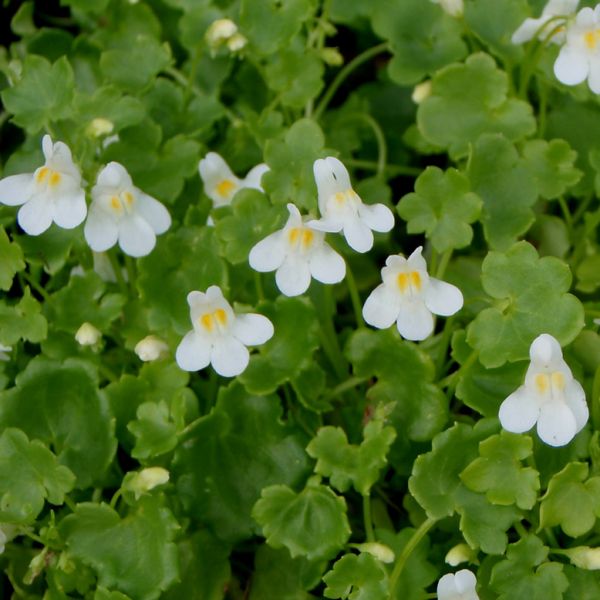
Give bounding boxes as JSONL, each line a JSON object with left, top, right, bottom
{"left": 439, "top": 350, "right": 478, "bottom": 389}
{"left": 107, "top": 251, "right": 128, "bottom": 296}
{"left": 363, "top": 494, "right": 375, "bottom": 543}
{"left": 19, "top": 528, "right": 47, "bottom": 546}
{"left": 125, "top": 256, "right": 137, "bottom": 293}
{"left": 313, "top": 42, "right": 389, "bottom": 120}
{"left": 514, "top": 520, "right": 528, "bottom": 538}
{"left": 109, "top": 488, "right": 122, "bottom": 510}
{"left": 557, "top": 196, "right": 572, "bottom": 233}
{"left": 353, "top": 114, "right": 387, "bottom": 178}
{"left": 536, "top": 75, "right": 548, "bottom": 137}
{"left": 318, "top": 328, "right": 347, "bottom": 380}
{"left": 63, "top": 496, "right": 77, "bottom": 512}
{"left": 435, "top": 250, "right": 453, "bottom": 280}
{"left": 342, "top": 158, "right": 421, "bottom": 177}
{"left": 178, "top": 413, "right": 210, "bottom": 442}
{"left": 345, "top": 265, "right": 365, "bottom": 328}
{"left": 388, "top": 517, "right": 437, "bottom": 598}
{"left": 254, "top": 271, "right": 265, "bottom": 302}
{"left": 572, "top": 193, "right": 594, "bottom": 225}
{"left": 21, "top": 272, "right": 50, "bottom": 301}
{"left": 324, "top": 376, "right": 368, "bottom": 400}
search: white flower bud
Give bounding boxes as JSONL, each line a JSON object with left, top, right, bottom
{"left": 412, "top": 80, "right": 432, "bottom": 104}
{"left": 445, "top": 543, "right": 475, "bottom": 566}
{"left": 355, "top": 542, "right": 395, "bottom": 563}
{"left": 134, "top": 336, "right": 169, "bottom": 362}
{"left": 125, "top": 467, "right": 170, "bottom": 499}
{"left": 564, "top": 546, "right": 600, "bottom": 570}
{"left": 227, "top": 32, "right": 247, "bottom": 52}
{"left": 206, "top": 19, "right": 238, "bottom": 46}
{"left": 75, "top": 322, "right": 101, "bottom": 346}
{"left": 86, "top": 118, "right": 114, "bottom": 138}
{"left": 431, "top": 0, "right": 464, "bottom": 17}
{"left": 321, "top": 47, "right": 344, "bottom": 66}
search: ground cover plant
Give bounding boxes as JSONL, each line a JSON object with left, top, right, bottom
{"left": 2, "top": 0, "right": 600, "bottom": 597}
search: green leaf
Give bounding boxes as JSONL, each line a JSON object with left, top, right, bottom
{"left": 214, "top": 190, "right": 286, "bottom": 265}
{"left": 418, "top": 54, "right": 535, "bottom": 159}
{"left": 239, "top": 296, "right": 320, "bottom": 395}
{"left": 563, "top": 565, "right": 600, "bottom": 600}
{"left": 262, "top": 118, "right": 326, "bottom": 212}
{"left": 467, "top": 134, "right": 538, "bottom": 250}
{"left": 128, "top": 401, "right": 178, "bottom": 460}
{"left": 174, "top": 382, "right": 310, "bottom": 543}
{"left": 252, "top": 479, "right": 351, "bottom": 561}
{"left": 17, "top": 226, "right": 79, "bottom": 274}
{"left": 306, "top": 416, "right": 396, "bottom": 496}
{"left": 371, "top": 0, "right": 467, "bottom": 85}
{"left": 539, "top": 462, "right": 600, "bottom": 537}
{"left": 240, "top": 0, "right": 313, "bottom": 55}
{"left": 137, "top": 226, "right": 227, "bottom": 334}
{"left": 61, "top": 497, "right": 179, "bottom": 600}
{"left": 408, "top": 419, "right": 498, "bottom": 519}
{"left": 522, "top": 139, "right": 582, "bottom": 200}
{"left": 0, "top": 357, "right": 116, "bottom": 488}
{"left": 323, "top": 553, "right": 388, "bottom": 600}
{"left": 397, "top": 167, "right": 482, "bottom": 252}
{"left": 346, "top": 329, "right": 447, "bottom": 443}
{"left": 0, "top": 287, "right": 47, "bottom": 345}
{"left": 576, "top": 254, "right": 600, "bottom": 293}
{"left": 0, "top": 428, "right": 75, "bottom": 524}
{"left": 1, "top": 55, "right": 74, "bottom": 132}
{"left": 490, "top": 535, "right": 569, "bottom": 600}
{"left": 466, "top": 241, "right": 584, "bottom": 368}
{"left": 0, "top": 227, "right": 25, "bottom": 290}
{"left": 460, "top": 431, "right": 540, "bottom": 509}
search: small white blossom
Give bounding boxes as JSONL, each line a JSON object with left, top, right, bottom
{"left": 362, "top": 247, "right": 463, "bottom": 341}
{"left": 0, "top": 135, "right": 86, "bottom": 236}
{"left": 124, "top": 467, "right": 170, "bottom": 499}
{"left": 499, "top": 333, "right": 588, "bottom": 447}
{"left": 206, "top": 19, "right": 238, "bottom": 44}
{"left": 86, "top": 118, "right": 114, "bottom": 138}
{"left": 412, "top": 80, "right": 432, "bottom": 104}
{"left": 176, "top": 286, "right": 274, "bottom": 377}
{"left": 227, "top": 32, "right": 248, "bottom": 52}
{"left": 564, "top": 546, "right": 600, "bottom": 569}
{"left": 437, "top": 570, "right": 479, "bottom": 600}
{"left": 135, "top": 335, "right": 169, "bottom": 362}
{"left": 430, "top": 0, "right": 464, "bottom": 18}
{"left": 354, "top": 542, "right": 395, "bottom": 564}
{"left": 0, "top": 344, "right": 11, "bottom": 362}
{"left": 309, "top": 157, "right": 394, "bottom": 253}
{"left": 554, "top": 5, "right": 600, "bottom": 92}
{"left": 445, "top": 543, "right": 475, "bottom": 566}
{"left": 75, "top": 322, "right": 101, "bottom": 346}
{"left": 249, "top": 203, "right": 346, "bottom": 297}
{"left": 512, "top": 0, "right": 578, "bottom": 44}
{"left": 84, "top": 162, "right": 171, "bottom": 258}
{"left": 198, "top": 152, "right": 269, "bottom": 209}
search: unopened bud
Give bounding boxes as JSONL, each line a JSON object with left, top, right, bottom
{"left": 412, "top": 80, "right": 432, "bottom": 104}
{"left": 86, "top": 118, "right": 114, "bottom": 138}
{"left": 564, "top": 546, "right": 600, "bottom": 570}
{"left": 445, "top": 543, "right": 475, "bottom": 566}
{"left": 125, "top": 467, "right": 170, "bottom": 499}
{"left": 206, "top": 18, "right": 238, "bottom": 46}
{"left": 134, "top": 335, "right": 169, "bottom": 362}
{"left": 431, "top": 0, "right": 464, "bottom": 17}
{"left": 227, "top": 32, "right": 247, "bottom": 52}
{"left": 321, "top": 47, "right": 344, "bottom": 67}
{"left": 354, "top": 542, "right": 395, "bottom": 563}
{"left": 75, "top": 322, "right": 101, "bottom": 346}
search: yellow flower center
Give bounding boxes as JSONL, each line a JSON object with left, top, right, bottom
{"left": 584, "top": 29, "right": 600, "bottom": 49}
{"left": 109, "top": 191, "right": 136, "bottom": 214}
{"left": 215, "top": 179, "right": 236, "bottom": 199}
{"left": 397, "top": 271, "right": 422, "bottom": 294}
{"left": 287, "top": 227, "right": 314, "bottom": 249}
{"left": 35, "top": 166, "right": 62, "bottom": 187}
{"left": 198, "top": 308, "right": 228, "bottom": 332}
{"left": 534, "top": 372, "right": 566, "bottom": 395}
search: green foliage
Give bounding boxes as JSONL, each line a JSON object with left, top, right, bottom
{"left": 323, "top": 552, "right": 388, "bottom": 600}
{"left": 0, "top": 226, "right": 25, "bottom": 290}
{"left": 0, "top": 287, "right": 47, "bottom": 345}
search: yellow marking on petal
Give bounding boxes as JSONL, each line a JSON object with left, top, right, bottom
{"left": 410, "top": 271, "right": 422, "bottom": 291}
{"left": 200, "top": 313, "right": 214, "bottom": 331}
{"left": 535, "top": 373, "right": 549, "bottom": 394}
{"left": 49, "top": 171, "right": 61, "bottom": 186}
{"left": 36, "top": 167, "right": 49, "bottom": 183}
{"left": 216, "top": 179, "right": 236, "bottom": 198}
{"left": 584, "top": 29, "right": 600, "bottom": 49}
{"left": 214, "top": 308, "right": 227, "bottom": 326}
{"left": 302, "top": 230, "right": 314, "bottom": 248}
{"left": 111, "top": 196, "right": 123, "bottom": 212}
{"left": 397, "top": 272, "right": 409, "bottom": 293}
{"left": 288, "top": 228, "right": 300, "bottom": 244}
{"left": 551, "top": 372, "right": 566, "bottom": 391}
{"left": 335, "top": 191, "right": 346, "bottom": 203}
{"left": 123, "top": 191, "right": 134, "bottom": 205}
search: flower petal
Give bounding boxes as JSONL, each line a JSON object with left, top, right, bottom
{"left": 309, "top": 243, "right": 346, "bottom": 284}
{"left": 306, "top": 218, "right": 343, "bottom": 233}
{"left": 554, "top": 46, "right": 589, "bottom": 86}
{"left": 363, "top": 284, "right": 401, "bottom": 329}
{"left": 511, "top": 17, "right": 543, "bottom": 44}
{"left": 423, "top": 278, "right": 463, "bottom": 317}
{"left": 84, "top": 209, "right": 119, "bottom": 252}
{"left": 313, "top": 157, "right": 347, "bottom": 213}
{"left": 454, "top": 569, "right": 477, "bottom": 595}
{"left": 395, "top": 299, "right": 434, "bottom": 341}
{"left": 343, "top": 217, "right": 374, "bottom": 253}
{"left": 118, "top": 214, "right": 157, "bottom": 257}
{"left": 0, "top": 173, "right": 33, "bottom": 206}
{"left": 136, "top": 192, "right": 171, "bottom": 234}
{"left": 498, "top": 387, "right": 539, "bottom": 433}
{"left": 211, "top": 335, "right": 249, "bottom": 377}
{"left": 537, "top": 399, "right": 577, "bottom": 447}
{"left": 565, "top": 379, "right": 589, "bottom": 433}
{"left": 231, "top": 313, "right": 274, "bottom": 345}
{"left": 357, "top": 202, "right": 394, "bottom": 232}
{"left": 249, "top": 231, "right": 286, "bottom": 272}
{"left": 437, "top": 573, "right": 459, "bottom": 600}
{"left": 176, "top": 331, "right": 211, "bottom": 371}
{"left": 275, "top": 255, "right": 312, "bottom": 296}
{"left": 17, "top": 196, "right": 53, "bottom": 236}
{"left": 529, "top": 333, "right": 563, "bottom": 366}
{"left": 97, "top": 162, "right": 131, "bottom": 188}
{"left": 53, "top": 190, "right": 87, "bottom": 229}
{"left": 406, "top": 246, "right": 428, "bottom": 272}
{"left": 243, "top": 163, "right": 269, "bottom": 190}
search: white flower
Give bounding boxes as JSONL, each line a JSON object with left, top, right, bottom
{"left": 0, "top": 344, "right": 11, "bottom": 362}
{"left": 206, "top": 19, "right": 238, "bottom": 45}
{"left": 176, "top": 286, "right": 274, "bottom": 377}
{"left": 84, "top": 162, "right": 171, "bottom": 257}
{"left": 125, "top": 467, "right": 170, "bottom": 499}
{"left": 554, "top": 5, "right": 600, "bottom": 92}
{"left": 0, "top": 135, "right": 86, "bottom": 236}
{"left": 430, "top": 0, "right": 464, "bottom": 18}
{"left": 86, "top": 118, "right": 114, "bottom": 138}
{"left": 198, "top": 152, "right": 269, "bottom": 209}
{"left": 75, "top": 322, "right": 101, "bottom": 346}
{"left": 248, "top": 203, "right": 346, "bottom": 296}
{"left": 362, "top": 247, "right": 463, "bottom": 341}
{"left": 354, "top": 542, "right": 395, "bottom": 564}
{"left": 437, "top": 570, "right": 479, "bottom": 600}
{"left": 227, "top": 32, "right": 248, "bottom": 52}
{"left": 563, "top": 546, "right": 600, "bottom": 569}
{"left": 499, "top": 333, "right": 588, "bottom": 447}
{"left": 135, "top": 335, "right": 169, "bottom": 361}
{"left": 309, "top": 157, "right": 394, "bottom": 253}
{"left": 512, "top": 0, "right": 578, "bottom": 44}
{"left": 412, "top": 80, "right": 432, "bottom": 104}
{"left": 445, "top": 543, "right": 475, "bottom": 566}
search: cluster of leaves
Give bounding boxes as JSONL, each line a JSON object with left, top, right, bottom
{"left": 1, "top": 0, "right": 600, "bottom": 598}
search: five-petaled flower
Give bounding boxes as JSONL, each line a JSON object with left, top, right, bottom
{"left": 0, "top": 135, "right": 86, "bottom": 236}
{"left": 553, "top": 5, "right": 600, "bottom": 93}
{"left": 512, "top": 0, "right": 578, "bottom": 44}
{"left": 198, "top": 152, "right": 269, "bottom": 210}
{"left": 248, "top": 203, "right": 346, "bottom": 296}
{"left": 499, "top": 333, "right": 588, "bottom": 447}
{"left": 176, "top": 285, "right": 274, "bottom": 377}
{"left": 308, "top": 157, "right": 394, "bottom": 253}
{"left": 84, "top": 162, "right": 171, "bottom": 257}
{"left": 362, "top": 246, "right": 463, "bottom": 341}
{"left": 437, "top": 570, "right": 479, "bottom": 600}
